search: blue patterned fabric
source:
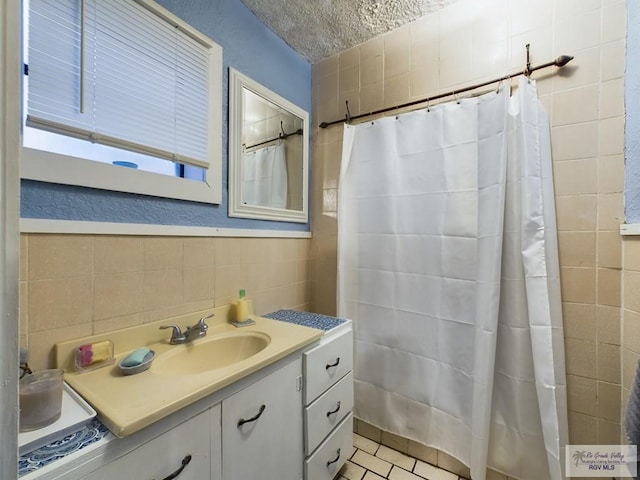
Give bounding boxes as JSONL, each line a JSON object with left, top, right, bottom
{"left": 263, "top": 309, "right": 346, "bottom": 332}
{"left": 19, "top": 419, "right": 110, "bottom": 476}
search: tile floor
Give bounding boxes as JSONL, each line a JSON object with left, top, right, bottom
{"left": 337, "top": 433, "right": 469, "bottom": 480}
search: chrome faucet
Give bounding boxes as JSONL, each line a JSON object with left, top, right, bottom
{"left": 160, "top": 314, "right": 213, "bottom": 344}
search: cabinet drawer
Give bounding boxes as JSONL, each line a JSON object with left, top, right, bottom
{"left": 303, "top": 328, "right": 353, "bottom": 404}
{"left": 305, "top": 371, "right": 353, "bottom": 455}
{"left": 80, "top": 410, "right": 213, "bottom": 480}
{"left": 305, "top": 413, "right": 353, "bottom": 480}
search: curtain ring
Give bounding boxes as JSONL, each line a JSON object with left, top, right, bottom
{"left": 454, "top": 91, "right": 460, "bottom": 104}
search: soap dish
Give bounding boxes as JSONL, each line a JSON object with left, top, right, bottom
{"left": 118, "top": 350, "right": 155, "bottom": 376}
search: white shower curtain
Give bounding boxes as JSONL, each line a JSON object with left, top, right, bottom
{"left": 338, "top": 78, "right": 568, "bottom": 480}
{"left": 242, "top": 142, "right": 288, "bottom": 208}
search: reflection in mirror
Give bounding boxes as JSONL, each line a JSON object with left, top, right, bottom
{"left": 229, "top": 68, "right": 309, "bottom": 223}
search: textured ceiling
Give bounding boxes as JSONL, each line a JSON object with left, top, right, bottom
{"left": 241, "top": 0, "right": 459, "bottom": 62}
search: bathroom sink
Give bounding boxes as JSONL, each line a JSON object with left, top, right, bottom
{"left": 152, "top": 332, "right": 270, "bottom": 376}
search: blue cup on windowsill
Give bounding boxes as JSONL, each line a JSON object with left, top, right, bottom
{"left": 112, "top": 161, "right": 138, "bottom": 169}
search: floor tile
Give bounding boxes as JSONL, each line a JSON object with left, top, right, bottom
{"left": 414, "top": 460, "right": 459, "bottom": 480}
{"left": 354, "top": 432, "right": 380, "bottom": 455}
{"left": 388, "top": 465, "right": 427, "bottom": 480}
{"left": 376, "top": 444, "right": 416, "bottom": 471}
{"left": 339, "top": 460, "right": 367, "bottom": 480}
{"left": 352, "top": 449, "right": 393, "bottom": 477}
{"left": 363, "top": 471, "right": 386, "bottom": 480}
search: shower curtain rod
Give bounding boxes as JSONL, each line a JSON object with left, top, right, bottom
{"left": 243, "top": 127, "right": 303, "bottom": 150}
{"left": 318, "top": 53, "right": 574, "bottom": 129}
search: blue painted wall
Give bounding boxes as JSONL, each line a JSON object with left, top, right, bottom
{"left": 21, "top": 0, "right": 312, "bottom": 231}
{"left": 625, "top": 1, "right": 640, "bottom": 223}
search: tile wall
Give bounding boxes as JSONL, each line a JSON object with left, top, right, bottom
{"left": 310, "top": 0, "right": 627, "bottom": 451}
{"left": 19, "top": 234, "right": 311, "bottom": 371}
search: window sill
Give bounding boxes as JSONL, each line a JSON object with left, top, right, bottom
{"left": 20, "top": 218, "right": 312, "bottom": 238}
{"left": 620, "top": 224, "right": 640, "bottom": 236}
{"left": 22, "top": 147, "right": 221, "bottom": 204}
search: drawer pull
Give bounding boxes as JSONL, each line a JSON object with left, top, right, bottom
{"left": 154, "top": 453, "right": 192, "bottom": 480}
{"left": 326, "top": 448, "right": 341, "bottom": 467}
{"left": 325, "top": 357, "right": 340, "bottom": 370}
{"left": 237, "top": 404, "right": 266, "bottom": 427}
{"left": 326, "top": 401, "right": 341, "bottom": 417}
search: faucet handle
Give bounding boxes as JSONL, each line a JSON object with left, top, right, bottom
{"left": 195, "top": 313, "right": 214, "bottom": 330}
{"left": 160, "top": 324, "right": 185, "bottom": 344}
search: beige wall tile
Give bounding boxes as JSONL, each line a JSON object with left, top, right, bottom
{"left": 568, "top": 411, "right": 598, "bottom": 444}
{"left": 93, "top": 313, "right": 143, "bottom": 335}
{"left": 554, "top": 9, "right": 601, "bottom": 53}
{"left": 597, "top": 381, "right": 621, "bottom": 423}
{"left": 384, "top": 73, "right": 410, "bottom": 109}
{"left": 94, "top": 272, "right": 143, "bottom": 320}
{"left": 143, "top": 269, "right": 183, "bottom": 311}
{"left": 563, "top": 302, "right": 596, "bottom": 341}
{"left": 407, "top": 440, "right": 438, "bottom": 466}
{"left": 551, "top": 123, "right": 599, "bottom": 161}
{"left": 567, "top": 374, "right": 597, "bottom": 416}
{"left": 28, "top": 277, "right": 93, "bottom": 333}
{"left": 622, "top": 347, "right": 640, "bottom": 390}
{"left": 552, "top": 86, "right": 599, "bottom": 127}
{"left": 553, "top": 46, "right": 601, "bottom": 92}
{"left": 623, "top": 309, "right": 640, "bottom": 354}
{"left": 19, "top": 281, "right": 28, "bottom": 337}
{"left": 20, "top": 234, "right": 28, "bottom": 281}
{"left": 624, "top": 271, "right": 640, "bottom": 313}
{"left": 553, "top": 156, "right": 598, "bottom": 194}
{"left": 598, "top": 418, "right": 622, "bottom": 445}
{"left": 598, "top": 193, "right": 624, "bottom": 230}
{"left": 436, "top": 450, "right": 470, "bottom": 478}
{"left": 183, "top": 237, "right": 215, "bottom": 268}
{"left": 602, "top": 1, "right": 627, "bottom": 43}
{"left": 624, "top": 238, "right": 640, "bottom": 271}
{"left": 183, "top": 267, "right": 215, "bottom": 303}
{"left": 95, "top": 236, "right": 143, "bottom": 274}
{"left": 596, "top": 305, "right": 621, "bottom": 346}
{"left": 384, "top": 26, "right": 410, "bottom": 79}
{"left": 380, "top": 430, "right": 409, "bottom": 454}
{"left": 599, "top": 116, "right": 625, "bottom": 156}
{"left": 143, "top": 237, "right": 182, "bottom": 271}
{"left": 598, "top": 154, "right": 624, "bottom": 194}
{"left": 597, "top": 268, "right": 621, "bottom": 307}
{"left": 29, "top": 323, "right": 93, "bottom": 371}
{"left": 558, "top": 231, "right": 596, "bottom": 267}
{"left": 600, "top": 78, "right": 624, "bottom": 119}
{"left": 598, "top": 231, "right": 622, "bottom": 269}
{"left": 561, "top": 267, "right": 596, "bottom": 304}
{"left": 29, "top": 234, "right": 93, "bottom": 280}
{"left": 601, "top": 39, "right": 625, "bottom": 81}
{"left": 598, "top": 342, "right": 621, "bottom": 384}
{"left": 339, "top": 45, "right": 360, "bottom": 69}
{"left": 565, "top": 338, "right": 597, "bottom": 378}
{"left": 555, "top": 195, "right": 598, "bottom": 231}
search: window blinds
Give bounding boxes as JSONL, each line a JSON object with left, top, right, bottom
{"left": 27, "top": 0, "right": 212, "bottom": 168}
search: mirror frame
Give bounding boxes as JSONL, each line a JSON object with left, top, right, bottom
{"left": 228, "top": 68, "right": 309, "bottom": 223}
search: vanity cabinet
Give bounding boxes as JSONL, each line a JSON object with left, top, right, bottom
{"left": 77, "top": 407, "right": 218, "bottom": 480}
{"left": 222, "top": 357, "right": 303, "bottom": 480}
{"left": 303, "top": 327, "right": 353, "bottom": 479}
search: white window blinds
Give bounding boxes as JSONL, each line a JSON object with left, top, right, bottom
{"left": 27, "top": 0, "right": 212, "bottom": 168}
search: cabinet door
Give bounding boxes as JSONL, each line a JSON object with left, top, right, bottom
{"left": 80, "top": 409, "right": 213, "bottom": 480}
{"left": 222, "top": 357, "right": 303, "bottom": 480}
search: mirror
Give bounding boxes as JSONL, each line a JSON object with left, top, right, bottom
{"left": 228, "top": 68, "right": 309, "bottom": 223}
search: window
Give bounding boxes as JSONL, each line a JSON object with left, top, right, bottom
{"left": 22, "top": 0, "right": 222, "bottom": 204}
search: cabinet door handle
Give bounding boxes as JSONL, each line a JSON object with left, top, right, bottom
{"left": 326, "top": 401, "right": 341, "bottom": 417}
{"left": 237, "top": 404, "right": 266, "bottom": 427}
{"left": 153, "top": 454, "right": 192, "bottom": 480}
{"left": 326, "top": 448, "right": 341, "bottom": 467}
{"left": 325, "top": 357, "right": 340, "bottom": 370}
